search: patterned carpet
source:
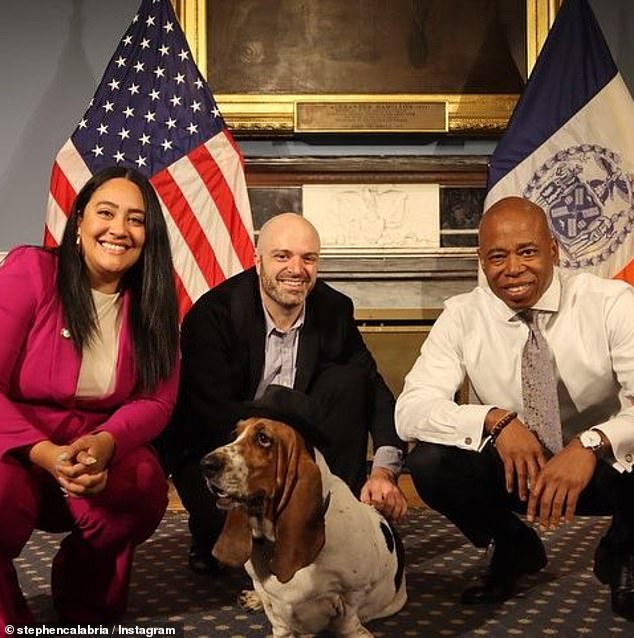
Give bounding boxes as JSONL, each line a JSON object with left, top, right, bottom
{"left": 15, "top": 509, "right": 633, "bottom": 637}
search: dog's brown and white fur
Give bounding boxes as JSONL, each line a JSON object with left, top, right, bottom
{"left": 201, "top": 417, "right": 406, "bottom": 638}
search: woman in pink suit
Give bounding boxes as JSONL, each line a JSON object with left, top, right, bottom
{"left": 0, "top": 166, "right": 180, "bottom": 627}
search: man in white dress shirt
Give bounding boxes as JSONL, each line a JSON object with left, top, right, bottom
{"left": 396, "top": 196, "right": 634, "bottom": 619}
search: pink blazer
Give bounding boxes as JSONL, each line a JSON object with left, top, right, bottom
{"left": 0, "top": 246, "right": 179, "bottom": 461}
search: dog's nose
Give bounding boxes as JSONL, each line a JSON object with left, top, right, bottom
{"left": 200, "top": 452, "right": 224, "bottom": 477}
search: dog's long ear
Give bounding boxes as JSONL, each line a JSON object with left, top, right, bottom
{"left": 270, "top": 445, "right": 325, "bottom": 583}
{"left": 212, "top": 508, "right": 252, "bottom": 567}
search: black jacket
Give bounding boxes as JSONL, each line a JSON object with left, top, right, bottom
{"left": 160, "top": 267, "right": 402, "bottom": 471}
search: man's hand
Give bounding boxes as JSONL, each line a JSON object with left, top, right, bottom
{"left": 360, "top": 467, "right": 408, "bottom": 523}
{"left": 527, "top": 439, "right": 596, "bottom": 530}
{"left": 493, "top": 417, "right": 547, "bottom": 501}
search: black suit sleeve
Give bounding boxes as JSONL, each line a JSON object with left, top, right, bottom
{"left": 157, "top": 290, "right": 257, "bottom": 472}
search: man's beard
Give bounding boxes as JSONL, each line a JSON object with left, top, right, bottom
{"left": 260, "top": 269, "right": 310, "bottom": 309}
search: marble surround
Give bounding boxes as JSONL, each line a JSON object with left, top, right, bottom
{"left": 318, "top": 254, "right": 478, "bottom": 318}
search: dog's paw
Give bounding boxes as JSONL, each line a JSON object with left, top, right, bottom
{"left": 238, "top": 588, "right": 263, "bottom": 612}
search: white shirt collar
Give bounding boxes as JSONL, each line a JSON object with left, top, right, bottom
{"left": 262, "top": 301, "right": 305, "bottom": 335}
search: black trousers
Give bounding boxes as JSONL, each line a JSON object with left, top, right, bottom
{"left": 172, "top": 364, "right": 373, "bottom": 552}
{"left": 407, "top": 440, "right": 634, "bottom": 550}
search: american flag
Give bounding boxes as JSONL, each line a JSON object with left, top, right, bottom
{"left": 45, "top": 0, "right": 254, "bottom": 317}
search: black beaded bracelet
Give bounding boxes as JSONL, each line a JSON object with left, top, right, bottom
{"left": 489, "top": 411, "right": 518, "bottom": 445}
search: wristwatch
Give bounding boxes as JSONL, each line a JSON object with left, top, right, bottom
{"left": 578, "top": 429, "right": 606, "bottom": 456}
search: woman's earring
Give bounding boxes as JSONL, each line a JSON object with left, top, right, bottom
{"left": 76, "top": 228, "right": 81, "bottom": 248}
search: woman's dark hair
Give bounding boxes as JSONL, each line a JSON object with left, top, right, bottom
{"left": 57, "top": 166, "right": 179, "bottom": 392}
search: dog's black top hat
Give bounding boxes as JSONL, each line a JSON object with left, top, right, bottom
{"left": 240, "top": 384, "right": 329, "bottom": 449}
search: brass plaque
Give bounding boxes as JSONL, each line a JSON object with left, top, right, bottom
{"left": 295, "top": 101, "right": 448, "bottom": 133}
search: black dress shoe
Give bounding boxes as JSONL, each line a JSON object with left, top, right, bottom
{"left": 188, "top": 547, "right": 222, "bottom": 575}
{"left": 594, "top": 540, "right": 634, "bottom": 621}
{"left": 610, "top": 553, "right": 634, "bottom": 621}
{"left": 461, "top": 528, "right": 547, "bottom": 605}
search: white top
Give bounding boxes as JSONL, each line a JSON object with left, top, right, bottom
{"left": 75, "top": 290, "right": 122, "bottom": 399}
{"left": 395, "top": 268, "right": 634, "bottom": 473}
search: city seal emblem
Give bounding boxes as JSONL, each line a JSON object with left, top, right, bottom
{"left": 524, "top": 144, "right": 634, "bottom": 269}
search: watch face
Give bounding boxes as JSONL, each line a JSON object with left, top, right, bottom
{"left": 580, "top": 429, "right": 603, "bottom": 449}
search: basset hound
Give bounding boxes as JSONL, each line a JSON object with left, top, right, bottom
{"left": 201, "top": 417, "right": 407, "bottom": 638}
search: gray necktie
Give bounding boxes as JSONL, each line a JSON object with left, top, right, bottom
{"left": 520, "top": 310, "right": 563, "bottom": 453}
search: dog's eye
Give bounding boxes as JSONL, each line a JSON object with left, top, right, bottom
{"left": 256, "top": 431, "right": 272, "bottom": 448}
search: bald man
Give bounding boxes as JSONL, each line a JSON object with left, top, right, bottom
{"left": 396, "top": 197, "right": 634, "bottom": 619}
{"left": 163, "top": 212, "right": 407, "bottom": 575}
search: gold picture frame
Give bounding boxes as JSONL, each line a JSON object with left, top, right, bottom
{"left": 173, "top": 0, "right": 561, "bottom": 135}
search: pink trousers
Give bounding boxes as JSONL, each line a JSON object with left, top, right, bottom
{"left": 0, "top": 446, "right": 167, "bottom": 628}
